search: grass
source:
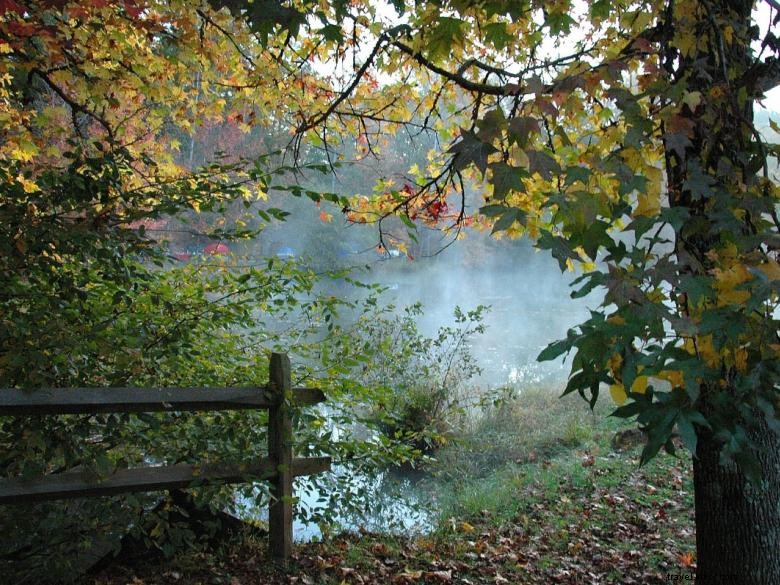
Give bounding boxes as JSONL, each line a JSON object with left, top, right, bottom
{"left": 88, "top": 386, "right": 697, "bottom": 584}
{"left": 432, "top": 386, "right": 617, "bottom": 482}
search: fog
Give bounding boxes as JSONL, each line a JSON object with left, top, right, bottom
{"left": 176, "top": 120, "right": 602, "bottom": 392}
{"left": 365, "top": 234, "right": 595, "bottom": 389}
{"left": 258, "top": 200, "right": 598, "bottom": 391}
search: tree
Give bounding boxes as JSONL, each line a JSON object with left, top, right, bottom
{"left": 0, "top": 3, "right": 383, "bottom": 580}
{"left": 210, "top": 0, "right": 779, "bottom": 581}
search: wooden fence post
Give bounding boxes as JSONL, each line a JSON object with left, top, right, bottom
{"left": 268, "top": 352, "right": 293, "bottom": 560}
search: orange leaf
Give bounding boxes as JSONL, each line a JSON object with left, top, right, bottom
{"left": 679, "top": 551, "right": 695, "bottom": 567}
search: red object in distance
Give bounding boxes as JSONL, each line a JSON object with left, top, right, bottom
{"left": 203, "top": 242, "right": 230, "bottom": 255}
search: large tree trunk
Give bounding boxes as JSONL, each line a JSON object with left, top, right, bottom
{"left": 693, "top": 418, "right": 780, "bottom": 584}
{"left": 664, "top": 1, "right": 780, "bottom": 581}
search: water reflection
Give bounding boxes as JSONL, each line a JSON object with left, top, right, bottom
{"left": 238, "top": 464, "right": 433, "bottom": 542}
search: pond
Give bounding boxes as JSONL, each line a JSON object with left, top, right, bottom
{"left": 236, "top": 350, "right": 574, "bottom": 542}
{"left": 238, "top": 463, "right": 434, "bottom": 541}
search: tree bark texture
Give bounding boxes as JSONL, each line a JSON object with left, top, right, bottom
{"left": 693, "top": 419, "right": 780, "bottom": 584}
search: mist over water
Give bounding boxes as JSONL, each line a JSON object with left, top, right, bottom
{"left": 351, "top": 231, "right": 597, "bottom": 390}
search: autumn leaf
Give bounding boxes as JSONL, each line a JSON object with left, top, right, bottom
{"left": 679, "top": 551, "right": 696, "bottom": 567}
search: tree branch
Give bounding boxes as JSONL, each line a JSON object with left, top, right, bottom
{"left": 32, "top": 70, "right": 115, "bottom": 142}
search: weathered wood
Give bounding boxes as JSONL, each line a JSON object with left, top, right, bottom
{"left": 0, "top": 353, "right": 330, "bottom": 560}
{"left": 290, "top": 455, "right": 331, "bottom": 477}
{"left": 291, "top": 387, "right": 327, "bottom": 407}
{"left": 268, "top": 352, "right": 293, "bottom": 560}
{"left": 0, "top": 386, "right": 325, "bottom": 416}
{"left": 0, "top": 457, "right": 331, "bottom": 504}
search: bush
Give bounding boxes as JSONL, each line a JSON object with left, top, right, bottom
{"left": 345, "top": 303, "right": 488, "bottom": 453}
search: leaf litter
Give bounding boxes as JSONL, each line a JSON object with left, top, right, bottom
{"left": 89, "top": 448, "right": 696, "bottom": 585}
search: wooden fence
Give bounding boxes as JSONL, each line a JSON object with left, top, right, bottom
{"left": 0, "top": 352, "right": 330, "bottom": 560}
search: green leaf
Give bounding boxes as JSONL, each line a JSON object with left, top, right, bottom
{"left": 491, "top": 208, "right": 525, "bottom": 233}
{"left": 427, "top": 16, "right": 465, "bottom": 61}
{"left": 537, "top": 338, "right": 572, "bottom": 362}
{"left": 663, "top": 131, "right": 692, "bottom": 158}
{"left": 571, "top": 272, "right": 606, "bottom": 299}
{"left": 400, "top": 213, "right": 417, "bottom": 230}
{"left": 320, "top": 24, "right": 345, "bottom": 43}
{"left": 476, "top": 108, "right": 506, "bottom": 142}
{"left": 683, "top": 160, "right": 717, "bottom": 200}
{"left": 449, "top": 129, "right": 497, "bottom": 175}
{"left": 546, "top": 10, "right": 576, "bottom": 35}
{"left": 508, "top": 116, "right": 540, "bottom": 147}
{"left": 489, "top": 162, "right": 526, "bottom": 200}
{"left": 526, "top": 150, "right": 561, "bottom": 180}
{"left": 610, "top": 401, "right": 646, "bottom": 419}
{"left": 479, "top": 203, "right": 510, "bottom": 217}
{"left": 676, "top": 412, "right": 698, "bottom": 453}
{"left": 564, "top": 165, "right": 591, "bottom": 186}
{"left": 391, "top": 0, "right": 405, "bottom": 15}
{"left": 483, "top": 22, "right": 512, "bottom": 50}
{"left": 580, "top": 219, "right": 613, "bottom": 260}
{"left": 537, "top": 231, "right": 579, "bottom": 271}
{"left": 640, "top": 407, "right": 678, "bottom": 465}
{"left": 590, "top": 0, "right": 611, "bottom": 19}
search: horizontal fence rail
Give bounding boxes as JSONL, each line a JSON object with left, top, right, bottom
{"left": 0, "top": 353, "right": 328, "bottom": 560}
{"left": 0, "top": 386, "right": 326, "bottom": 415}
{"left": 0, "top": 457, "right": 331, "bottom": 503}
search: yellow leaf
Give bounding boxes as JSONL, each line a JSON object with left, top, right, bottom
{"left": 631, "top": 375, "right": 648, "bottom": 394}
{"left": 635, "top": 190, "right": 660, "bottom": 217}
{"left": 713, "top": 264, "right": 751, "bottom": 305}
{"left": 682, "top": 91, "right": 702, "bottom": 110}
{"left": 11, "top": 139, "right": 39, "bottom": 163}
{"left": 696, "top": 335, "right": 720, "bottom": 368}
{"left": 674, "top": 32, "right": 697, "bottom": 57}
{"left": 758, "top": 260, "right": 780, "bottom": 281}
{"left": 734, "top": 347, "right": 748, "bottom": 372}
{"left": 16, "top": 174, "right": 40, "bottom": 193}
{"left": 610, "top": 383, "right": 627, "bottom": 405}
{"left": 723, "top": 25, "right": 733, "bottom": 45}
{"left": 458, "top": 521, "right": 475, "bottom": 533}
{"left": 607, "top": 352, "right": 623, "bottom": 375}
{"left": 656, "top": 369, "right": 684, "bottom": 388}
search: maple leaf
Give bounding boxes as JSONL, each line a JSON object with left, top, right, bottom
{"left": 526, "top": 150, "right": 560, "bottom": 180}
{"left": 489, "top": 162, "right": 526, "bottom": 200}
{"left": 449, "top": 129, "right": 497, "bottom": 175}
{"left": 508, "top": 116, "right": 541, "bottom": 146}
{"left": 663, "top": 132, "right": 692, "bottom": 158}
